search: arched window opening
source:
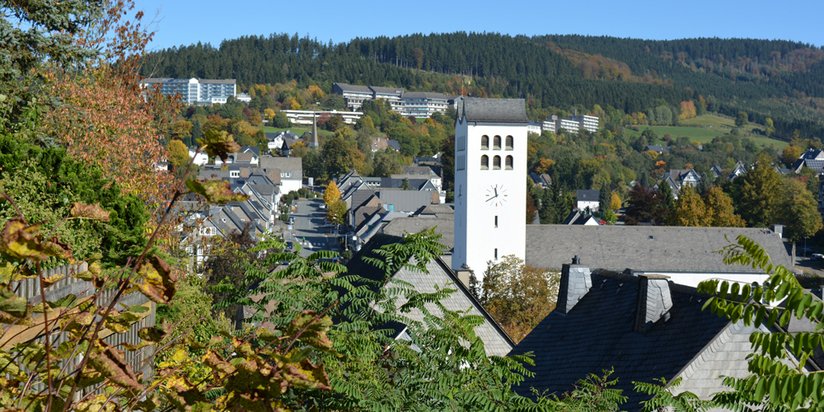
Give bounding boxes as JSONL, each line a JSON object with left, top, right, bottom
{"left": 481, "top": 135, "right": 489, "bottom": 150}
{"left": 505, "top": 155, "right": 513, "bottom": 170}
{"left": 505, "top": 135, "right": 513, "bottom": 150}
{"left": 493, "top": 155, "right": 501, "bottom": 170}
{"left": 481, "top": 155, "right": 489, "bottom": 170}
{"left": 493, "top": 135, "right": 501, "bottom": 150}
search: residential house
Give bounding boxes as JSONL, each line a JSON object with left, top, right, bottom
{"left": 574, "top": 189, "right": 600, "bottom": 212}
{"left": 562, "top": 209, "right": 600, "bottom": 226}
{"left": 792, "top": 148, "right": 824, "bottom": 174}
{"left": 259, "top": 155, "right": 303, "bottom": 195}
{"left": 510, "top": 259, "right": 817, "bottom": 410}
{"left": 663, "top": 168, "right": 702, "bottom": 198}
{"left": 529, "top": 172, "right": 552, "bottom": 189}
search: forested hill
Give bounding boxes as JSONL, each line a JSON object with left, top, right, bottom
{"left": 141, "top": 33, "right": 824, "bottom": 138}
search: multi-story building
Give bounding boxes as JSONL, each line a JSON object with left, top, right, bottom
{"left": 400, "top": 92, "right": 449, "bottom": 118}
{"left": 332, "top": 83, "right": 373, "bottom": 110}
{"left": 542, "top": 114, "right": 600, "bottom": 134}
{"left": 572, "top": 115, "right": 600, "bottom": 133}
{"left": 333, "top": 82, "right": 450, "bottom": 118}
{"left": 140, "top": 78, "right": 237, "bottom": 104}
{"left": 558, "top": 118, "right": 581, "bottom": 133}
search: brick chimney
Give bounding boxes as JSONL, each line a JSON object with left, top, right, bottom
{"left": 557, "top": 256, "right": 592, "bottom": 314}
{"left": 634, "top": 274, "right": 673, "bottom": 332}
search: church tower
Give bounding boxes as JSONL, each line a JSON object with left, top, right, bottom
{"left": 453, "top": 97, "right": 528, "bottom": 283}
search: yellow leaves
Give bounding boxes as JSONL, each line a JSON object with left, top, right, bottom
{"left": 70, "top": 202, "right": 111, "bottom": 222}
{"left": 185, "top": 179, "right": 249, "bottom": 204}
{"left": 136, "top": 255, "right": 177, "bottom": 304}
{"left": 0, "top": 218, "right": 72, "bottom": 262}
{"left": 287, "top": 311, "right": 333, "bottom": 351}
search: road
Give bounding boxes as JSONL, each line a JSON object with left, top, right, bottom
{"left": 284, "top": 198, "right": 341, "bottom": 257}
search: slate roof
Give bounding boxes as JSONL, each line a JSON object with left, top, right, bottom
{"left": 510, "top": 271, "right": 741, "bottom": 410}
{"left": 346, "top": 234, "right": 513, "bottom": 356}
{"left": 259, "top": 155, "right": 302, "bottom": 180}
{"left": 377, "top": 189, "right": 434, "bottom": 213}
{"left": 403, "top": 91, "right": 448, "bottom": 100}
{"left": 333, "top": 82, "right": 372, "bottom": 94}
{"left": 525, "top": 225, "right": 790, "bottom": 273}
{"left": 575, "top": 189, "right": 600, "bottom": 202}
{"left": 382, "top": 213, "right": 455, "bottom": 250}
{"left": 458, "top": 97, "right": 528, "bottom": 124}
{"left": 369, "top": 85, "right": 404, "bottom": 96}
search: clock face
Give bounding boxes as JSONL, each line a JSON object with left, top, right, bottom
{"left": 485, "top": 184, "right": 508, "bottom": 207}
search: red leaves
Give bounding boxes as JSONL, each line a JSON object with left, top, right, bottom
{"left": 70, "top": 202, "right": 111, "bottom": 222}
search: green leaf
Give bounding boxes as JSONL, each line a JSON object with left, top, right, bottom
{"left": 0, "top": 288, "right": 28, "bottom": 323}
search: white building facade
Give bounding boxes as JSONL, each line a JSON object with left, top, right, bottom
{"left": 140, "top": 78, "right": 237, "bottom": 105}
{"left": 453, "top": 97, "right": 527, "bottom": 283}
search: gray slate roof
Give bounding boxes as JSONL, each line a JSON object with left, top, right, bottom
{"left": 459, "top": 97, "right": 528, "bottom": 124}
{"left": 333, "top": 82, "right": 372, "bottom": 94}
{"left": 403, "top": 91, "right": 448, "bottom": 100}
{"left": 259, "top": 155, "right": 303, "bottom": 180}
{"left": 575, "top": 189, "right": 600, "bottom": 202}
{"left": 346, "top": 234, "right": 513, "bottom": 356}
{"left": 510, "top": 272, "right": 745, "bottom": 410}
{"left": 377, "top": 189, "right": 434, "bottom": 213}
{"left": 525, "top": 225, "right": 790, "bottom": 273}
{"left": 382, "top": 214, "right": 455, "bottom": 250}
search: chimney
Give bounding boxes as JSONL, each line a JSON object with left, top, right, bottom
{"left": 455, "top": 265, "right": 473, "bottom": 289}
{"left": 771, "top": 224, "right": 784, "bottom": 240}
{"left": 634, "top": 274, "right": 673, "bottom": 332}
{"left": 557, "top": 257, "right": 592, "bottom": 314}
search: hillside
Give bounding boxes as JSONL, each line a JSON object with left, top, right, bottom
{"left": 141, "top": 33, "right": 824, "bottom": 139}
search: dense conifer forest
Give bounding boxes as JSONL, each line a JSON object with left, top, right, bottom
{"left": 141, "top": 33, "right": 824, "bottom": 138}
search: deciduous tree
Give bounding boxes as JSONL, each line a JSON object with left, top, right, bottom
{"left": 705, "top": 186, "right": 745, "bottom": 227}
{"left": 673, "top": 186, "right": 711, "bottom": 226}
{"left": 480, "top": 256, "right": 559, "bottom": 342}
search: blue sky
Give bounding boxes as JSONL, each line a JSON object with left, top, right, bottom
{"left": 135, "top": 0, "right": 824, "bottom": 51}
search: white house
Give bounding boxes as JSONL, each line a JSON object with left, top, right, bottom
{"left": 189, "top": 149, "right": 209, "bottom": 166}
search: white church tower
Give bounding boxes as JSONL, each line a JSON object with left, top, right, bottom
{"left": 453, "top": 97, "right": 528, "bottom": 283}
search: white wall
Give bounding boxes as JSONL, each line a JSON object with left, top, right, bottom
{"left": 453, "top": 119, "right": 527, "bottom": 283}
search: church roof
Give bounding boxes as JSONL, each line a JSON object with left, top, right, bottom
{"left": 459, "top": 97, "right": 528, "bottom": 124}
{"left": 525, "top": 225, "right": 790, "bottom": 273}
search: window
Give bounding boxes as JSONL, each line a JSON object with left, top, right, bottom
{"left": 493, "top": 135, "right": 501, "bottom": 150}
{"left": 481, "top": 155, "right": 489, "bottom": 170}
{"left": 494, "top": 215, "right": 498, "bottom": 228}
{"left": 481, "top": 135, "right": 489, "bottom": 150}
{"left": 494, "top": 248, "right": 498, "bottom": 260}
{"left": 505, "top": 135, "right": 513, "bottom": 150}
{"left": 229, "top": 170, "right": 240, "bottom": 178}
{"left": 457, "top": 154, "right": 466, "bottom": 170}
{"left": 505, "top": 155, "right": 513, "bottom": 170}
{"left": 493, "top": 155, "right": 501, "bottom": 170}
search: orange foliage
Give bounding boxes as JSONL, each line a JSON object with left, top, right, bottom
{"left": 44, "top": 0, "right": 177, "bottom": 215}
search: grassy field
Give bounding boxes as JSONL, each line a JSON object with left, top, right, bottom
{"left": 623, "top": 114, "right": 787, "bottom": 149}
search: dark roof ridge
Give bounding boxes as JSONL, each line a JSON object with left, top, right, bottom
{"left": 431, "top": 256, "right": 516, "bottom": 348}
